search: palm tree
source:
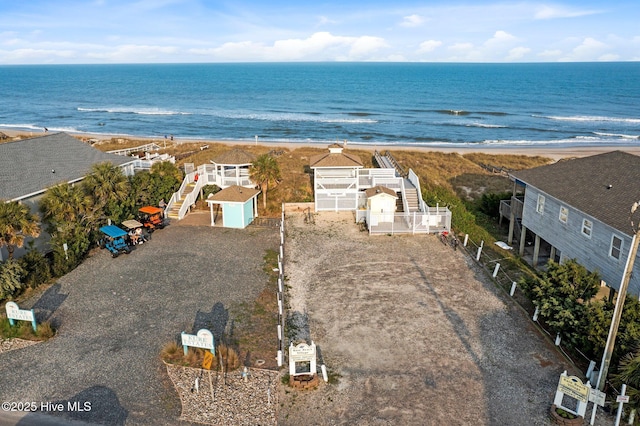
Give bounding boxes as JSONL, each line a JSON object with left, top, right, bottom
{"left": 0, "top": 200, "right": 41, "bottom": 259}
{"left": 81, "top": 162, "right": 130, "bottom": 223}
{"left": 249, "top": 154, "right": 281, "bottom": 210}
{"left": 40, "top": 183, "right": 95, "bottom": 231}
{"left": 613, "top": 347, "right": 640, "bottom": 417}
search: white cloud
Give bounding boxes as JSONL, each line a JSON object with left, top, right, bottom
{"left": 87, "top": 44, "right": 179, "bottom": 61}
{"left": 598, "top": 53, "right": 619, "bottom": 61}
{"left": 400, "top": 14, "right": 425, "bottom": 28}
{"left": 538, "top": 49, "right": 563, "bottom": 59}
{"left": 570, "top": 37, "right": 608, "bottom": 60}
{"left": 506, "top": 46, "right": 531, "bottom": 60}
{"left": 191, "top": 32, "right": 387, "bottom": 61}
{"left": 534, "top": 5, "right": 601, "bottom": 20}
{"left": 484, "top": 30, "right": 517, "bottom": 48}
{"left": 417, "top": 40, "right": 442, "bottom": 53}
{"left": 317, "top": 16, "right": 338, "bottom": 27}
{"left": 448, "top": 42, "right": 474, "bottom": 52}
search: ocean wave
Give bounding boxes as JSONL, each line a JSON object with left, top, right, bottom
{"left": 539, "top": 115, "right": 640, "bottom": 124}
{"left": 594, "top": 131, "right": 639, "bottom": 139}
{"left": 433, "top": 109, "right": 510, "bottom": 117}
{"left": 0, "top": 123, "right": 44, "bottom": 131}
{"left": 465, "top": 122, "right": 507, "bottom": 128}
{"left": 435, "top": 109, "right": 471, "bottom": 116}
{"left": 78, "top": 107, "right": 191, "bottom": 116}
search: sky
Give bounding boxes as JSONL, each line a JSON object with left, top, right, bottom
{"left": 0, "top": 0, "right": 639, "bottom": 64}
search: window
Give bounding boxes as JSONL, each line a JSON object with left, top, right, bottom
{"left": 559, "top": 206, "right": 569, "bottom": 224}
{"left": 536, "top": 194, "right": 545, "bottom": 214}
{"left": 582, "top": 219, "right": 593, "bottom": 238}
{"left": 610, "top": 235, "right": 623, "bottom": 260}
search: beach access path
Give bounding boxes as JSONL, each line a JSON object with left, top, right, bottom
{"left": 0, "top": 223, "right": 278, "bottom": 425}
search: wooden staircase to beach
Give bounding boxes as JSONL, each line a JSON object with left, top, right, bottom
{"left": 166, "top": 182, "right": 197, "bottom": 220}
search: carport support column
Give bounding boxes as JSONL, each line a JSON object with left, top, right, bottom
{"left": 254, "top": 196, "right": 258, "bottom": 218}
{"left": 550, "top": 246, "right": 556, "bottom": 262}
{"left": 209, "top": 203, "right": 215, "bottom": 226}
{"left": 519, "top": 225, "right": 527, "bottom": 256}
{"left": 533, "top": 234, "right": 541, "bottom": 267}
{"left": 508, "top": 207, "right": 515, "bottom": 245}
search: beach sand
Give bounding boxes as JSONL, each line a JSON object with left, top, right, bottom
{"left": 3, "top": 128, "right": 640, "bottom": 161}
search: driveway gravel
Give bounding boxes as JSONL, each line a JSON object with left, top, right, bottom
{"left": 0, "top": 223, "right": 278, "bottom": 425}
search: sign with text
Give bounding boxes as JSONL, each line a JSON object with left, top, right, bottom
{"left": 181, "top": 329, "right": 215, "bottom": 356}
{"left": 202, "top": 350, "right": 214, "bottom": 370}
{"left": 558, "top": 374, "right": 590, "bottom": 403}
{"left": 5, "top": 302, "right": 37, "bottom": 331}
{"left": 289, "top": 341, "right": 317, "bottom": 377}
{"left": 589, "top": 389, "right": 606, "bottom": 407}
{"left": 553, "top": 371, "right": 590, "bottom": 419}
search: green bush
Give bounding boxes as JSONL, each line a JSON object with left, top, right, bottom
{"left": 19, "top": 246, "right": 51, "bottom": 289}
{"left": 0, "top": 260, "right": 25, "bottom": 301}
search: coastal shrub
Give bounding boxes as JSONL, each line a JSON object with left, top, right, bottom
{"left": 0, "top": 259, "right": 25, "bottom": 301}
{"left": 527, "top": 259, "right": 601, "bottom": 348}
{"left": 200, "top": 184, "right": 220, "bottom": 200}
{"left": 50, "top": 226, "right": 91, "bottom": 277}
{"left": 0, "top": 317, "right": 55, "bottom": 341}
{"left": 422, "top": 185, "right": 492, "bottom": 244}
{"left": 19, "top": 245, "right": 51, "bottom": 289}
{"left": 477, "top": 191, "right": 512, "bottom": 219}
{"left": 218, "top": 344, "right": 240, "bottom": 370}
{"left": 160, "top": 341, "right": 183, "bottom": 364}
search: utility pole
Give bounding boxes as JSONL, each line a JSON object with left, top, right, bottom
{"left": 591, "top": 201, "right": 640, "bottom": 425}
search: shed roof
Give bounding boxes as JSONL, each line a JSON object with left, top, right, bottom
{"left": 207, "top": 185, "right": 260, "bottom": 203}
{"left": 511, "top": 151, "right": 640, "bottom": 235}
{"left": 365, "top": 185, "right": 397, "bottom": 198}
{"left": 0, "top": 132, "right": 133, "bottom": 201}
{"left": 212, "top": 148, "right": 256, "bottom": 165}
{"left": 309, "top": 146, "right": 363, "bottom": 168}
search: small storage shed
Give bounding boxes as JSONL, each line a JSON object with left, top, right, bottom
{"left": 365, "top": 185, "right": 397, "bottom": 225}
{"left": 205, "top": 185, "right": 260, "bottom": 229}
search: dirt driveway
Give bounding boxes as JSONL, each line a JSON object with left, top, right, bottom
{"left": 280, "top": 212, "right": 574, "bottom": 425}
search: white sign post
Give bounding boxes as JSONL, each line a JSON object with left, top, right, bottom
{"left": 289, "top": 341, "right": 317, "bottom": 377}
{"left": 181, "top": 329, "right": 215, "bottom": 356}
{"left": 5, "top": 302, "right": 37, "bottom": 331}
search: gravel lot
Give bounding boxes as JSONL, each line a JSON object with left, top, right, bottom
{"left": 280, "top": 211, "right": 580, "bottom": 425}
{"left": 0, "top": 223, "right": 278, "bottom": 425}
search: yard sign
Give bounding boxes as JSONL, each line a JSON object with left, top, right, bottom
{"left": 181, "top": 329, "right": 215, "bottom": 356}
{"left": 5, "top": 302, "right": 37, "bottom": 331}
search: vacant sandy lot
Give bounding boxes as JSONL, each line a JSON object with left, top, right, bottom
{"left": 280, "top": 211, "right": 575, "bottom": 425}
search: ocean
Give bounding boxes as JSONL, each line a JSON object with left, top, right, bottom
{"left": 1, "top": 62, "right": 639, "bottom": 148}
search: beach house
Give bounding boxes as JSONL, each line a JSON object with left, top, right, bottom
{"left": 501, "top": 151, "right": 640, "bottom": 296}
{"left": 0, "top": 132, "right": 140, "bottom": 260}
{"left": 309, "top": 144, "right": 451, "bottom": 234}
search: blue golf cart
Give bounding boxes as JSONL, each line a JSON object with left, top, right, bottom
{"left": 98, "top": 225, "right": 132, "bottom": 257}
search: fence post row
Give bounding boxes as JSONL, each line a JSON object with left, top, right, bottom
{"left": 277, "top": 203, "right": 285, "bottom": 367}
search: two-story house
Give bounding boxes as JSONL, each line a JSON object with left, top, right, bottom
{"left": 504, "top": 151, "right": 640, "bottom": 296}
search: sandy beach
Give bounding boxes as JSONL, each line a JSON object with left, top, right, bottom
{"left": 3, "top": 128, "right": 640, "bottom": 161}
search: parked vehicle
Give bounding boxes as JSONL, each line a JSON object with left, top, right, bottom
{"left": 121, "top": 219, "right": 149, "bottom": 245}
{"left": 98, "top": 225, "right": 132, "bottom": 257}
{"left": 138, "top": 206, "right": 166, "bottom": 232}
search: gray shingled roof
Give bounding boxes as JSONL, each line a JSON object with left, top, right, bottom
{"left": 511, "top": 151, "right": 640, "bottom": 234}
{"left": 0, "top": 133, "right": 133, "bottom": 201}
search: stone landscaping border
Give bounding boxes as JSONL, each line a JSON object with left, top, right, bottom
{"left": 0, "top": 337, "right": 41, "bottom": 354}
{"left": 165, "top": 362, "right": 278, "bottom": 425}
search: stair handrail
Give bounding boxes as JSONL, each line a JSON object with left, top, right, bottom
{"left": 384, "top": 150, "right": 408, "bottom": 178}
{"left": 407, "top": 169, "right": 426, "bottom": 212}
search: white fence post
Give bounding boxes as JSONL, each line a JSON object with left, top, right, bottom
{"left": 463, "top": 234, "right": 469, "bottom": 247}
{"left": 492, "top": 263, "right": 500, "bottom": 277}
{"left": 533, "top": 306, "right": 540, "bottom": 321}
{"left": 476, "top": 241, "right": 484, "bottom": 261}
{"left": 510, "top": 281, "right": 517, "bottom": 296}
{"left": 555, "top": 333, "right": 561, "bottom": 346}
